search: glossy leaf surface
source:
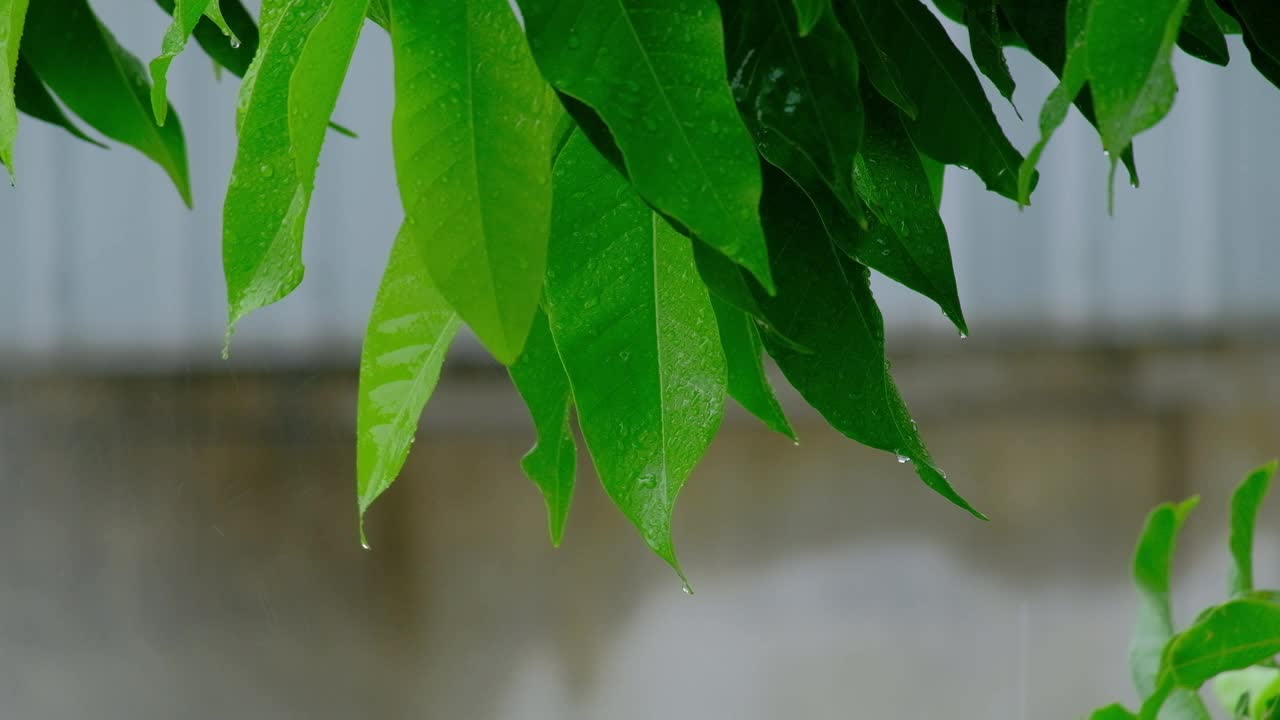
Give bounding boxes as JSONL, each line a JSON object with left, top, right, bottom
{"left": 390, "top": 0, "right": 556, "bottom": 364}
{"left": 12, "top": 57, "right": 103, "bottom": 147}
{"left": 544, "top": 133, "right": 726, "bottom": 575}
{"left": 1229, "top": 461, "right": 1276, "bottom": 597}
{"left": 289, "top": 0, "right": 368, "bottom": 190}
{"left": 509, "top": 307, "right": 577, "bottom": 546}
{"left": 153, "top": 0, "right": 259, "bottom": 78}
{"left": 710, "top": 295, "right": 795, "bottom": 441}
{"left": 357, "top": 226, "right": 461, "bottom": 537}
{"left": 0, "top": 0, "right": 27, "bottom": 179}
{"left": 149, "top": 0, "right": 216, "bottom": 126}
{"left": 518, "top": 0, "right": 774, "bottom": 291}
{"left": 23, "top": 0, "right": 190, "bottom": 203}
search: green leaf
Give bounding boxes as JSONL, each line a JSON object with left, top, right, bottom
{"left": 356, "top": 226, "right": 461, "bottom": 543}
{"left": 833, "top": 0, "right": 916, "bottom": 118}
{"left": 150, "top": 0, "right": 217, "bottom": 126}
{"left": 13, "top": 57, "right": 105, "bottom": 148}
{"left": 920, "top": 152, "right": 944, "bottom": 208}
{"left": 153, "top": 0, "right": 259, "bottom": 78}
{"left": 1130, "top": 496, "right": 1205, "bottom": 718}
{"left": 792, "top": 0, "right": 830, "bottom": 35}
{"left": 1089, "top": 704, "right": 1139, "bottom": 720}
{"left": 1018, "top": 0, "right": 1090, "bottom": 204}
{"left": 964, "top": 0, "right": 1018, "bottom": 110}
{"left": 509, "top": 307, "right": 577, "bottom": 546}
{"left": 389, "top": 0, "right": 557, "bottom": 364}
{"left": 710, "top": 295, "right": 796, "bottom": 441}
{"left": 1225, "top": 1, "right": 1280, "bottom": 90}
{"left": 1165, "top": 599, "right": 1280, "bottom": 694}
{"left": 543, "top": 132, "right": 727, "bottom": 578}
{"left": 847, "top": 91, "right": 966, "bottom": 334}
{"left": 517, "top": 0, "right": 775, "bottom": 292}
{"left": 222, "top": 0, "right": 362, "bottom": 336}
{"left": 752, "top": 165, "right": 983, "bottom": 519}
{"left": 839, "top": 0, "right": 1026, "bottom": 201}
{"left": 1177, "top": 0, "right": 1230, "bottom": 66}
{"left": 722, "top": 0, "right": 864, "bottom": 227}
{"left": 1213, "top": 667, "right": 1280, "bottom": 719}
{"left": 23, "top": 0, "right": 190, "bottom": 204}
{"left": 1229, "top": 461, "right": 1277, "bottom": 598}
{"left": 367, "top": 0, "right": 390, "bottom": 30}
{"left": 0, "top": 0, "right": 28, "bottom": 181}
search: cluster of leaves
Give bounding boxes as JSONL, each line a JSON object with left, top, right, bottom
{"left": 1084, "top": 462, "right": 1280, "bottom": 720}
{"left": 2, "top": 0, "right": 1279, "bottom": 575}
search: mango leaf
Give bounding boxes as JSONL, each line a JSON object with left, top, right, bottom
{"left": 1018, "top": 0, "right": 1090, "bottom": 204}
{"left": 13, "top": 57, "right": 104, "bottom": 147}
{"left": 509, "top": 307, "right": 577, "bottom": 546}
{"left": 367, "top": 0, "right": 390, "bottom": 30}
{"left": 752, "top": 165, "right": 983, "bottom": 519}
{"left": 1213, "top": 667, "right": 1280, "bottom": 719}
{"left": 1224, "top": 1, "right": 1280, "bottom": 90}
{"left": 389, "top": 0, "right": 556, "bottom": 365}
{"left": 543, "top": 132, "right": 727, "bottom": 578}
{"left": 1089, "top": 705, "right": 1139, "bottom": 720}
{"left": 1130, "top": 496, "right": 1211, "bottom": 719}
{"left": 154, "top": 0, "right": 259, "bottom": 78}
{"left": 23, "top": 0, "right": 190, "bottom": 204}
{"left": 1177, "top": 0, "right": 1230, "bottom": 66}
{"left": 223, "top": 0, "right": 362, "bottom": 336}
{"left": 517, "top": 0, "right": 774, "bottom": 292}
{"left": 848, "top": 91, "right": 966, "bottom": 334}
{"left": 792, "top": 0, "right": 830, "bottom": 35}
{"left": 833, "top": 0, "right": 916, "bottom": 118}
{"left": 0, "top": 0, "right": 27, "bottom": 180}
{"left": 1229, "top": 461, "right": 1277, "bottom": 598}
{"left": 964, "top": 0, "right": 1018, "bottom": 111}
{"left": 722, "top": 0, "right": 864, "bottom": 226}
{"left": 150, "top": 0, "right": 218, "bottom": 126}
{"left": 356, "top": 226, "right": 461, "bottom": 543}
{"left": 920, "top": 152, "right": 944, "bottom": 208}
{"left": 710, "top": 295, "right": 796, "bottom": 441}
{"left": 838, "top": 0, "right": 1025, "bottom": 201}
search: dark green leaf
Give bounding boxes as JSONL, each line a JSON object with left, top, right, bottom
{"left": 722, "top": 0, "right": 865, "bottom": 226}
{"left": 710, "top": 296, "right": 796, "bottom": 441}
{"left": 1229, "top": 461, "right": 1276, "bottom": 598}
{"left": 544, "top": 132, "right": 727, "bottom": 578}
{"left": 752, "top": 165, "right": 983, "bottom": 519}
{"left": 833, "top": 0, "right": 916, "bottom": 117}
{"left": 23, "top": 0, "right": 190, "bottom": 204}
{"left": 1224, "top": 1, "right": 1280, "bottom": 90}
{"left": 838, "top": 0, "right": 1026, "bottom": 200}
{"left": 920, "top": 152, "right": 944, "bottom": 208}
{"left": 150, "top": 0, "right": 218, "bottom": 126}
{"left": 0, "top": 0, "right": 27, "bottom": 180}
{"left": 509, "top": 307, "right": 577, "bottom": 546}
{"left": 964, "top": 0, "right": 1018, "bottom": 110}
{"left": 517, "top": 0, "right": 775, "bottom": 291}
{"left": 792, "top": 0, "right": 830, "bottom": 35}
{"left": 1019, "top": 0, "right": 1090, "bottom": 204}
{"left": 390, "top": 0, "right": 557, "bottom": 364}
{"left": 13, "top": 57, "right": 104, "bottom": 148}
{"left": 356, "top": 226, "right": 461, "bottom": 543}
{"left": 367, "top": 0, "right": 390, "bottom": 30}
{"left": 1178, "top": 0, "right": 1230, "bottom": 65}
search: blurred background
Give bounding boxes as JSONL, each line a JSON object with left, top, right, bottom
{"left": 1, "top": 4, "right": 1279, "bottom": 719}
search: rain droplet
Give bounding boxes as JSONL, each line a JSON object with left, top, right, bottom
{"left": 230, "top": 38, "right": 242, "bottom": 49}
{"left": 259, "top": 164, "right": 274, "bottom": 177}
{"left": 681, "top": 580, "right": 693, "bottom": 595}
{"left": 896, "top": 455, "right": 910, "bottom": 464}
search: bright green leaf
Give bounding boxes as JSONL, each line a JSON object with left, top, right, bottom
{"left": 543, "top": 132, "right": 727, "bottom": 578}
{"left": 389, "top": 0, "right": 556, "bottom": 364}
{"left": 752, "top": 165, "right": 983, "bottom": 519}
{"left": 964, "top": 0, "right": 1018, "bottom": 110}
{"left": 1213, "top": 667, "right": 1280, "bottom": 719}
{"left": 367, "top": 0, "right": 390, "bottom": 30}
{"left": 290, "top": 0, "right": 368, "bottom": 190}
{"left": 150, "top": 0, "right": 217, "bottom": 126}
{"left": 1019, "top": 0, "right": 1090, "bottom": 205}
{"left": 517, "top": 0, "right": 775, "bottom": 292}
{"left": 23, "top": 0, "right": 190, "bottom": 204}
{"left": 710, "top": 295, "right": 796, "bottom": 441}
{"left": 1165, "top": 599, "right": 1280, "bottom": 695}
{"left": 1177, "top": 0, "right": 1230, "bottom": 66}
{"left": 356, "top": 226, "right": 462, "bottom": 542}
{"left": 201, "top": 1, "right": 236, "bottom": 41}
{"left": 1229, "top": 461, "right": 1277, "bottom": 598}
{"left": 13, "top": 57, "right": 104, "bottom": 148}
{"left": 154, "top": 0, "right": 259, "bottom": 78}
{"left": 792, "top": 0, "right": 830, "bottom": 35}
{"left": 1089, "top": 704, "right": 1139, "bottom": 720}
{"left": 509, "top": 307, "right": 577, "bottom": 546}
{"left": 0, "top": 0, "right": 28, "bottom": 180}
{"left": 722, "top": 0, "right": 864, "bottom": 226}
{"left": 840, "top": 0, "right": 1026, "bottom": 201}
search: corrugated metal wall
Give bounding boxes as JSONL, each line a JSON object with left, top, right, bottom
{"left": 1, "top": 8, "right": 1278, "bottom": 371}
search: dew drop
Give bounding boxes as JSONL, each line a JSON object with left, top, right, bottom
{"left": 681, "top": 580, "right": 693, "bottom": 595}
{"left": 896, "top": 455, "right": 910, "bottom": 464}
{"left": 230, "top": 38, "right": 242, "bottom": 49}
{"left": 259, "top": 164, "right": 274, "bottom": 177}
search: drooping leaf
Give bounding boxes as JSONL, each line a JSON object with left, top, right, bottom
{"left": 1224, "top": 1, "right": 1280, "bottom": 90}
{"left": 1018, "top": 0, "right": 1090, "bottom": 204}
{"left": 389, "top": 0, "right": 556, "bottom": 364}
{"left": 23, "top": 0, "right": 190, "bottom": 204}
{"left": 1177, "top": 0, "right": 1230, "bottom": 65}
{"left": 201, "top": 2, "right": 236, "bottom": 41}
{"left": 223, "top": 0, "right": 362, "bottom": 336}
{"left": 153, "top": 0, "right": 259, "bottom": 78}
{"left": 847, "top": 91, "right": 966, "bottom": 333}
{"left": 13, "top": 57, "right": 104, "bottom": 148}
{"left": 517, "top": 0, "right": 775, "bottom": 292}
{"left": 752, "top": 165, "right": 983, "bottom": 519}
{"left": 1229, "top": 461, "right": 1277, "bottom": 598}
{"left": 837, "top": 0, "right": 1026, "bottom": 200}
{"left": 964, "top": 0, "right": 1018, "bottom": 110}
{"left": 150, "top": 0, "right": 218, "bottom": 126}
{"left": 833, "top": 0, "right": 916, "bottom": 117}
{"left": 792, "top": 0, "right": 830, "bottom": 35}
{"left": 509, "top": 307, "right": 577, "bottom": 546}
{"left": 710, "top": 295, "right": 796, "bottom": 441}
{"left": 0, "top": 0, "right": 28, "bottom": 180}
{"left": 543, "top": 132, "right": 727, "bottom": 577}
{"left": 1129, "top": 496, "right": 1211, "bottom": 719}
{"left": 722, "top": 0, "right": 864, "bottom": 226}
{"left": 356, "top": 226, "right": 462, "bottom": 542}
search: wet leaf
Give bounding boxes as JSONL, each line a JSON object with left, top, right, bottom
{"left": 12, "top": 57, "right": 104, "bottom": 148}
{"left": 0, "top": 0, "right": 27, "bottom": 180}
{"left": 153, "top": 0, "right": 259, "bottom": 78}
{"left": 390, "top": 0, "right": 556, "bottom": 364}
{"left": 357, "top": 226, "right": 461, "bottom": 541}
{"left": 543, "top": 132, "right": 727, "bottom": 577}
{"left": 710, "top": 295, "right": 795, "bottom": 441}
{"left": 1229, "top": 461, "right": 1276, "bottom": 598}
{"left": 1018, "top": 0, "right": 1090, "bottom": 204}
{"left": 964, "top": 0, "right": 1018, "bottom": 110}
{"left": 290, "top": 0, "right": 368, "bottom": 190}
{"left": 23, "top": 0, "right": 190, "bottom": 203}
{"left": 517, "top": 0, "right": 774, "bottom": 291}
{"left": 150, "top": 0, "right": 218, "bottom": 126}
{"left": 1177, "top": 0, "right": 1230, "bottom": 66}
{"left": 752, "top": 165, "right": 982, "bottom": 519}
{"left": 833, "top": 0, "right": 916, "bottom": 117}
{"left": 509, "top": 307, "right": 577, "bottom": 546}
